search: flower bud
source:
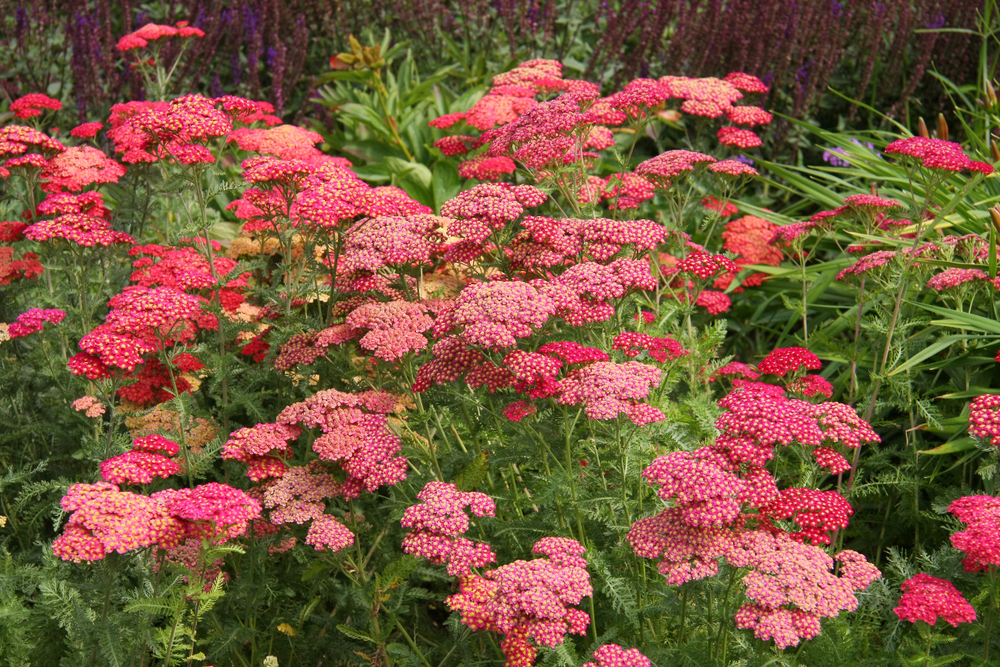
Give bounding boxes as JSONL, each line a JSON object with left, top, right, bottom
{"left": 917, "top": 117, "right": 929, "bottom": 139}
{"left": 937, "top": 114, "right": 949, "bottom": 142}
{"left": 991, "top": 140, "right": 1000, "bottom": 164}
{"left": 988, "top": 80, "right": 998, "bottom": 106}
{"left": 989, "top": 205, "right": 1000, "bottom": 234}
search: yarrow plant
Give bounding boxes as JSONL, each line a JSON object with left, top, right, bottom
{"left": 3, "top": 27, "right": 999, "bottom": 667}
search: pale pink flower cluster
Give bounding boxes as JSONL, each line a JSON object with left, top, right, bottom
{"left": 223, "top": 422, "right": 301, "bottom": 481}
{"left": 634, "top": 150, "right": 716, "bottom": 186}
{"left": 276, "top": 389, "right": 406, "bottom": 496}
{"left": 441, "top": 183, "right": 547, "bottom": 245}
{"left": 557, "top": 360, "right": 664, "bottom": 425}
{"left": 731, "top": 532, "right": 880, "bottom": 648}
{"left": 401, "top": 481, "right": 497, "bottom": 575}
{"left": 72, "top": 395, "right": 106, "bottom": 418}
{"left": 339, "top": 215, "right": 443, "bottom": 275}
{"left": 446, "top": 538, "right": 592, "bottom": 667}
{"left": 263, "top": 461, "right": 342, "bottom": 525}
{"left": 454, "top": 281, "right": 555, "bottom": 349}
{"left": 258, "top": 461, "right": 355, "bottom": 553}
{"left": 508, "top": 216, "right": 665, "bottom": 269}
{"left": 643, "top": 450, "right": 745, "bottom": 526}
{"left": 343, "top": 300, "right": 434, "bottom": 361}
{"left": 537, "top": 259, "right": 657, "bottom": 326}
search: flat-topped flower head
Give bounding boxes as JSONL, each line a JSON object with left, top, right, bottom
{"left": 41, "top": 146, "right": 126, "bottom": 192}
{"left": 611, "top": 332, "right": 688, "bottom": 362}
{"left": 446, "top": 536, "right": 592, "bottom": 667}
{"left": 583, "top": 644, "right": 650, "bottom": 667}
{"left": 627, "top": 508, "right": 738, "bottom": 584}
{"left": 277, "top": 389, "right": 406, "bottom": 495}
{"left": 53, "top": 482, "right": 186, "bottom": 561}
{"left": 770, "top": 221, "right": 819, "bottom": 248}
{"left": 724, "top": 72, "right": 770, "bottom": 93}
{"left": 441, "top": 183, "right": 546, "bottom": 243}
{"left": 7, "top": 308, "right": 65, "bottom": 338}
{"left": 635, "top": 150, "right": 716, "bottom": 187}
{"left": 223, "top": 422, "right": 301, "bottom": 481}
{"left": 660, "top": 76, "right": 743, "bottom": 117}
{"left": 643, "top": 449, "right": 745, "bottom": 527}
{"left": 726, "top": 106, "right": 772, "bottom": 126}
{"left": 345, "top": 301, "right": 433, "bottom": 361}
{"left": 731, "top": 531, "right": 880, "bottom": 649}
{"left": 402, "top": 481, "right": 496, "bottom": 575}
{"left": 676, "top": 252, "right": 739, "bottom": 280}
{"left": 558, "top": 360, "right": 664, "bottom": 425}
{"left": 709, "top": 159, "right": 758, "bottom": 177}
{"left": 10, "top": 93, "right": 62, "bottom": 119}
{"left": 885, "top": 137, "right": 993, "bottom": 174}
{"left": 758, "top": 347, "right": 821, "bottom": 377}
{"left": 927, "top": 268, "right": 988, "bottom": 292}
{"left": 0, "top": 125, "right": 64, "bottom": 157}
{"left": 763, "top": 488, "right": 853, "bottom": 545}
{"left": 117, "top": 21, "right": 205, "bottom": 51}
{"left": 717, "top": 127, "right": 762, "bottom": 149}
{"left": 100, "top": 450, "right": 180, "bottom": 485}
{"left": 454, "top": 281, "right": 554, "bottom": 349}
{"left": 948, "top": 494, "right": 1000, "bottom": 572}
{"left": 843, "top": 193, "right": 902, "bottom": 211}
{"left": 969, "top": 394, "right": 1000, "bottom": 446}
{"left": 458, "top": 155, "right": 517, "bottom": 181}
{"left": 893, "top": 574, "right": 976, "bottom": 627}
{"left": 153, "top": 482, "right": 262, "bottom": 541}
{"left": 609, "top": 78, "right": 671, "bottom": 116}
{"left": 788, "top": 374, "right": 833, "bottom": 399}
{"left": 305, "top": 514, "right": 355, "bottom": 552}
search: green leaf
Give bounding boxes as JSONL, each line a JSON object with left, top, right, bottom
{"left": 910, "top": 301, "right": 1000, "bottom": 335}
{"left": 886, "top": 335, "right": 983, "bottom": 376}
{"left": 383, "top": 157, "right": 433, "bottom": 190}
{"left": 302, "top": 560, "right": 332, "bottom": 581}
{"left": 432, "top": 160, "right": 462, "bottom": 213}
{"left": 337, "top": 624, "right": 376, "bottom": 644}
{"left": 918, "top": 438, "right": 977, "bottom": 456}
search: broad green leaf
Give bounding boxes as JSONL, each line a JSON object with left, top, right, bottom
{"left": 918, "top": 438, "right": 978, "bottom": 456}
{"left": 432, "top": 160, "right": 462, "bottom": 213}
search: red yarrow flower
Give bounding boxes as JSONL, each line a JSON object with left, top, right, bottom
{"left": 758, "top": 347, "right": 822, "bottom": 377}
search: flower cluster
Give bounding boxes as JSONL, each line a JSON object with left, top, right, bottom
{"left": 893, "top": 574, "right": 977, "bottom": 626}
{"left": 731, "top": 533, "right": 880, "bottom": 648}
{"left": 884, "top": 137, "right": 993, "bottom": 174}
{"left": 947, "top": 494, "right": 1000, "bottom": 572}
{"left": 447, "top": 537, "right": 592, "bottom": 667}
{"left": 582, "top": 645, "right": 650, "bottom": 667}
{"left": 7, "top": 307, "right": 65, "bottom": 338}
{"left": 275, "top": 389, "right": 407, "bottom": 496}
{"left": 100, "top": 435, "right": 181, "bottom": 485}
{"left": 53, "top": 481, "right": 259, "bottom": 562}
{"left": 401, "top": 482, "right": 496, "bottom": 575}
{"left": 968, "top": 394, "right": 1000, "bottom": 446}
{"left": 116, "top": 21, "right": 206, "bottom": 51}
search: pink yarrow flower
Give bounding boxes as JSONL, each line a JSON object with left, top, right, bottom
{"left": 893, "top": 574, "right": 977, "bottom": 627}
